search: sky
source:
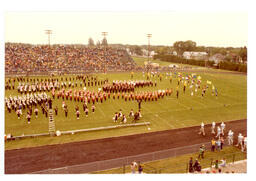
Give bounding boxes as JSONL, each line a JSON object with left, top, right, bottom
{"left": 5, "top": 11, "right": 247, "bottom": 47}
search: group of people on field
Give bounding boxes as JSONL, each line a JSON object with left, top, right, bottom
{"left": 113, "top": 109, "right": 142, "bottom": 124}
{"left": 198, "top": 121, "right": 247, "bottom": 153}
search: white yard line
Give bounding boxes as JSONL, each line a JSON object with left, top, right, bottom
{"left": 97, "top": 105, "right": 106, "bottom": 117}
{"left": 176, "top": 101, "right": 191, "bottom": 109}
{"left": 154, "top": 113, "right": 175, "bottom": 128}
{"left": 182, "top": 96, "right": 208, "bottom": 107}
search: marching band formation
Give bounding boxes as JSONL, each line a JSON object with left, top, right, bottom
{"left": 5, "top": 72, "right": 219, "bottom": 127}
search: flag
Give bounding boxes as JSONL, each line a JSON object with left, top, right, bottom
{"left": 207, "top": 80, "right": 212, "bottom": 85}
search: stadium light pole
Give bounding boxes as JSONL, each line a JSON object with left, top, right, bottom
{"left": 147, "top": 34, "right": 152, "bottom": 72}
{"left": 45, "top": 30, "right": 52, "bottom": 46}
{"left": 147, "top": 34, "right": 152, "bottom": 62}
{"left": 102, "top": 32, "right": 108, "bottom": 72}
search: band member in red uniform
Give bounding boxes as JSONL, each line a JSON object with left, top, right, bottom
{"left": 76, "top": 109, "right": 80, "bottom": 119}
{"left": 91, "top": 104, "right": 96, "bottom": 113}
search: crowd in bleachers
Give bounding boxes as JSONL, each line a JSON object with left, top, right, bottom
{"left": 5, "top": 43, "right": 135, "bottom": 73}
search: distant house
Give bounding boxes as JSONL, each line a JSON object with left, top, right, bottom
{"left": 126, "top": 48, "right": 132, "bottom": 55}
{"left": 172, "top": 51, "right": 177, "bottom": 56}
{"left": 142, "top": 49, "right": 157, "bottom": 57}
{"left": 227, "top": 53, "right": 243, "bottom": 63}
{"left": 183, "top": 51, "right": 208, "bottom": 60}
{"left": 209, "top": 53, "right": 225, "bottom": 64}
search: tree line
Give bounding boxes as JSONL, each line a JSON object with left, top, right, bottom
{"left": 153, "top": 54, "right": 247, "bottom": 73}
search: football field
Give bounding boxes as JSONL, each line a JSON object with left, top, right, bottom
{"left": 5, "top": 71, "right": 247, "bottom": 150}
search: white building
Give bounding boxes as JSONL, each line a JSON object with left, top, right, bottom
{"left": 209, "top": 53, "right": 225, "bottom": 64}
{"left": 183, "top": 51, "right": 208, "bottom": 60}
{"left": 142, "top": 49, "right": 157, "bottom": 57}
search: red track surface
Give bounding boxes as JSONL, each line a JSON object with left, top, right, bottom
{"left": 5, "top": 119, "right": 247, "bottom": 174}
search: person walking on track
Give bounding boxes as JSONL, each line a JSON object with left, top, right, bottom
{"left": 227, "top": 130, "right": 234, "bottom": 145}
{"left": 211, "top": 121, "right": 216, "bottom": 134}
{"left": 198, "top": 122, "right": 205, "bottom": 136}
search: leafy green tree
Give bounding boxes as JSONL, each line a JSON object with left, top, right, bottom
{"left": 239, "top": 46, "right": 247, "bottom": 63}
{"left": 134, "top": 45, "right": 143, "bottom": 56}
{"left": 173, "top": 40, "right": 197, "bottom": 57}
{"left": 96, "top": 40, "right": 101, "bottom": 47}
{"left": 156, "top": 47, "right": 169, "bottom": 55}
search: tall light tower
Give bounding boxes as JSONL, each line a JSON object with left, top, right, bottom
{"left": 147, "top": 34, "right": 152, "bottom": 72}
{"left": 102, "top": 32, "right": 108, "bottom": 46}
{"left": 147, "top": 34, "right": 152, "bottom": 62}
{"left": 102, "top": 32, "right": 108, "bottom": 72}
{"left": 45, "top": 30, "right": 52, "bottom": 46}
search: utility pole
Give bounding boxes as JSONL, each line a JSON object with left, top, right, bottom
{"left": 102, "top": 32, "right": 108, "bottom": 73}
{"left": 45, "top": 30, "right": 52, "bottom": 46}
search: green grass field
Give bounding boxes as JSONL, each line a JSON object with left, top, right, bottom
{"left": 93, "top": 146, "right": 246, "bottom": 174}
{"left": 5, "top": 71, "right": 247, "bottom": 150}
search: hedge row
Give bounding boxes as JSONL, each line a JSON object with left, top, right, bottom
{"left": 153, "top": 54, "right": 247, "bottom": 73}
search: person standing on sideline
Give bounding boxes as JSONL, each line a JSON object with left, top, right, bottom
{"left": 211, "top": 138, "right": 216, "bottom": 152}
{"left": 211, "top": 121, "right": 216, "bottom": 134}
{"left": 138, "top": 164, "right": 143, "bottom": 174}
{"left": 216, "top": 126, "right": 221, "bottom": 139}
{"left": 198, "top": 122, "right": 205, "bottom": 136}
{"left": 220, "top": 137, "right": 224, "bottom": 150}
{"left": 216, "top": 138, "right": 221, "bottom": 151}
{"left": 227, "top": 130, "right": 234, "bottom": 145}
{"left": 198, "top": 145, "right": 205, "bottom": 159}
{"left": 236, "top": 133, "right": 244, "bottom": 150}
{"left": 219, "top": 158, "right": 226, "bottom": 168}
{"left": 242, "top": 137, "right": 247, "bottom": 152}
{"left": 131, "top": 161, "right": 137, "bottom": 174}
{"left": 189, "top": 157, "right": 194, "bottom": 173}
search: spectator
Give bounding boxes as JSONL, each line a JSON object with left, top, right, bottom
{"left": 220, "top": 137, "right": 224, "bottom": 150}
{"left": 216, "top": 139, "right": 221, "bottom": 151}
{"left": 219, "top": 158, "right": 226, "bottom": 168}
{"left": 242, "top": 137, "right": 247, "bottom": 152}
{"left": 5, "top": 43, "right": 136, "bottom": 74}
{"left": 211, "top": 138, "right": 216, "bottom": 152}
{"left": 213, "top": 160, "right": 219, "bottom": 170}
{"left": 130, "top": 161, "right": 137, "bottom": 174}
{"left": 189, "top": 157, "right": 194, "bottom": 173}
{"left": 138, "top": 164, "right": 143, "bottom": 174}
{"left": 198, "top": 145, "right": 205, "bottom": 159}
{"left": 193, "top": 159, "right": 201, "bottom": 172}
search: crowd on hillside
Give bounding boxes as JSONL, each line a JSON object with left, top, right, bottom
{"left": 5, "top": 43, "right": 135, "bottom": 73}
